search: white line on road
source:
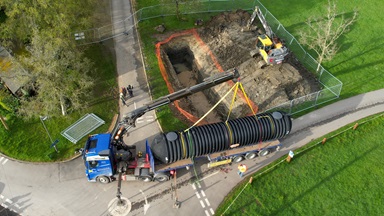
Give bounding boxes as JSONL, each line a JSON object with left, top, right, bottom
{"left": 137, "top": 117, "right": 144, "bottom": 124}
{"left": 199, "top": 170, "right": 220, "bottom": 181}
{"left": 210, "top": 208, "right": 215, "bottom": 214}
{"left": 205, "top": 209, "right": 210, "bottom": 216}
{"left": 195, "top": 192, "right": 200, "bottom": 199}
{"left": 199, "top": 200, "right": 205, "bottom": 208}
{"left": 204, "top": 198, "right": 210, "bottom": 206}
{"left": 134, "top": 102, "right": 137, "bottom": 109}
{"left": 0, "top": 157, "right": 3, "bottom": 163}
{"left": 5, "top": 198, "right": 12, "bottom": 204}
{"left": 2, "top": 159, "right": 8, "bottom": 165}
{"left": 192, "top": 184, "right": 196, "bottom": 190}
{"left": 201, "top": 190, "right": 206, "bottom": 197}
{"left": 0, "top": 194, "right": 4, "bottom": 199}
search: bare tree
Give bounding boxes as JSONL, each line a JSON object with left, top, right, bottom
{"left": 299, "top": 0, "right": 358, "bottom": 72}
{"left": 160, "top": 0, "right": 200, "bottom": 20}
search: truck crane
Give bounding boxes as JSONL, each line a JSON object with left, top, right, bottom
{"left": 82, "top": 68, "right": 292, "bottom": 187}
{"left": 247, "top": 6, "right": 289, "bottom": 68}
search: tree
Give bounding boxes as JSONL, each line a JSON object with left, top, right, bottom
{"left": 299, "top": 0, "right": 358, "bottom": 72}
{"left": 0, "top": 0, "right": 96, "bottom": 118}
{"left": 160, "top": 0, "right": 201, "bottom": 20}
{"left": 18, "top": 31, "right": 94, "bottom": 118}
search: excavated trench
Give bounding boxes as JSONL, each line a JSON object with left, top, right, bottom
{"left": 161, "top": 44, "right": 227, "bottom": 123}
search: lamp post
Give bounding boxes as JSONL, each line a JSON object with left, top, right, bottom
{"left": 40, "top": 116, "right": 53, "bottom": 143}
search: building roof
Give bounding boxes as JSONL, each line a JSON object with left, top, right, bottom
{"left": 0, "top": 46, "right": 30, "bottom": 94}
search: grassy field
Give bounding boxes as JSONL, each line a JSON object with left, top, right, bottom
{"left": 0, "top": 44, "right": 118, "bottom": 161}
{"left": 216, "top": 113, "right": 384, "bottom": 215}
{"left": 260, "top": 0, "right": 384, "bottom": 98}
{"left": 134, "top": 0, "right": 383, "bottom": 132}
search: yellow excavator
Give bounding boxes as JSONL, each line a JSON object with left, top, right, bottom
{"left": 247, "top": 6, "right": 289, "bottom": 68}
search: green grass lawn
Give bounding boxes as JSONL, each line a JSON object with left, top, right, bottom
{"left": 259, "top": 0, "right": 384, "bottom": 98}
{"left": 216, "top": 113, "right": 384, "bottom": 215}
{"left": 0, "top": 44, "right": 118, "bottom": 161}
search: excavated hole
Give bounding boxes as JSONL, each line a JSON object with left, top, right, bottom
{"left": 162, "top": 44, "right": 226, "bottom": 123}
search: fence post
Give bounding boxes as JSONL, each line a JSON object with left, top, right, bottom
{"left": 314, "top": 91, "right": 320, "bottom": 106}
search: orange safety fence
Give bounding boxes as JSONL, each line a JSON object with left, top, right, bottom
{"left": 155, "top": 29, "right": 258, "bottom": 125}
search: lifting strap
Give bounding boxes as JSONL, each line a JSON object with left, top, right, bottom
{"left": 183, "top": 82, "right": 239, "bottom": 133}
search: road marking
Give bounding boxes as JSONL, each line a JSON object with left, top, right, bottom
{"left": 0, "top": 157, "right": 3, "bottom": 163}
{"left": 137, "top": 117, "right": 144, "bottom": 124}
{"left": 199, "top": 170, "right": 220, "bottom": 181}
{"left": 134, "top": 102, "right": 137, "bottom": 109}
{"left": 192, "top": 183, "right": 213, "bottom": 215}
{"left": 199, "top": 200, "right": 205, "bottom": 208}
{"left": 0, "top": 194, "right": 4, "bottom": 199}
{"left": 136, "top": 116, "right": 154, "bottom": 124}
{"left": 5, "top": 198, "right": 12, "bottom": 204}
{"left": 204, "top": 198, "right": 210, "bottom": 206}
{"left": 205, "top": 210, "right": 210, "bottom": 216}
{"left": 2, "top": 159, "right": 8, "bottom": 165}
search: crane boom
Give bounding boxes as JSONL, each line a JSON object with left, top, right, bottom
{"left": 121, "top": 68, "right": 239, "bottom": 127}
{"left": 111, "top": 68, "right": 240, "bottom": 143}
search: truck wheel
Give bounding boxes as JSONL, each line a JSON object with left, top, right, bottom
{"left": 98, "top": 176, "right": 110, "bottom": 184}
{"left": 258, "top": 149, "right": 270, "bottom": 157}
{"left": 233, "top": 156, "right": 244, "bottom": 163}
{"left": 154, "top": 174, "right": 169, "bottom": 182}
{"left": 139, "top": 176, "right": 153, "bottom": 182}
{"left": 245, "top": 152, "right": 257, "bottom": 160}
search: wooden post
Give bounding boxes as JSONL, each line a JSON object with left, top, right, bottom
{"left": 322, "top": 138, "right": 327, "bottom": 145}
{"left": 0, "top": 115, "right": 9, "bottom": 130}
{"left": 353, "top": 123, "right": 359, "bottom": 130}
{"left": 286, "top": 155, "right": 292, "bottom": 162}
{"left": 249, "top": 177, "right": 253, "bottom": 184}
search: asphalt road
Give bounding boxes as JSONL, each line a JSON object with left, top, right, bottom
{"left": 0, "top": 0, "right": 383, "bottom": 215}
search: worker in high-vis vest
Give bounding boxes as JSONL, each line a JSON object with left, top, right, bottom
{"left": 237, "top": 164, "right": 247, "bottom": 178}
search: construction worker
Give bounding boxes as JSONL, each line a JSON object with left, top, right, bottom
{"left": 237, "top": 164, "right": 247, "bottom": 178}
{"left": 120, "top": 92, "right": 126, "bottom": 106}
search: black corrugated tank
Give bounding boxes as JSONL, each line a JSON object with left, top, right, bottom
{"left": 151, "top": 111, "right": 291, "bottom": 164}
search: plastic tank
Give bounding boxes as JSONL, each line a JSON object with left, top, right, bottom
{"left": 151, "top": 111, "right": 291, "bottom": 164}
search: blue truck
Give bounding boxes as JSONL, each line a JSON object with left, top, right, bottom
{"left": 82, "top": 69, "right": 292, "bottom": 184}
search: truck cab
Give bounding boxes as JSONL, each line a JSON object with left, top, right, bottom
{"left": 83, "top": 134, "right": 115, "bottom": 183}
